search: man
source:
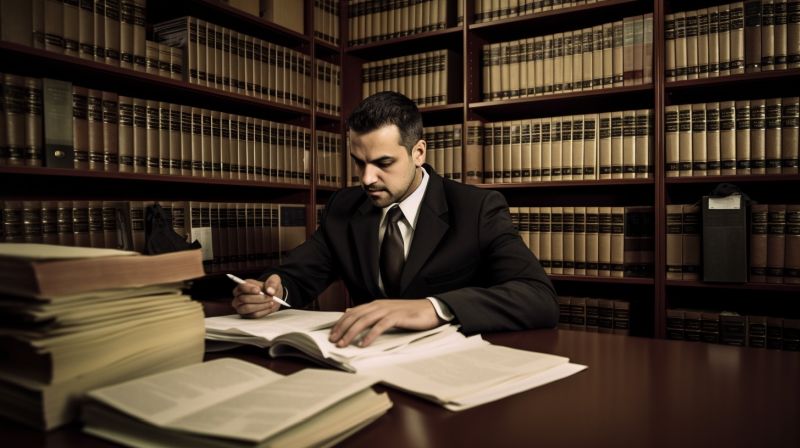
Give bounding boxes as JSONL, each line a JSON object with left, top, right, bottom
{"left": 233, "top": 91, "right": 557, "bottom": 347}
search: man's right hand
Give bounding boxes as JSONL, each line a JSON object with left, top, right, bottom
{"left": 231, "top": 274, "right": 284, "bottom": 318}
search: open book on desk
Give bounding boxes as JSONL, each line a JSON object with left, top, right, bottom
{"left": 82, "top": 358, "right": 392, "bottom": 448}
{"left": 205, "top": 310, "right": 587, "bottom": 411}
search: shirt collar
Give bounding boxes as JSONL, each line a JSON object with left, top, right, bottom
{"left": 380, "top": 167, "right": 429, "bottom": 229}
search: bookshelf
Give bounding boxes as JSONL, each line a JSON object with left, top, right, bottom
{"left": 340, "top": 0, "right": 800, "bottom": 339}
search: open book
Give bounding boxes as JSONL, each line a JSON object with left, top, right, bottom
{"left": 82, "top": 358, "right": 392, "bottom": 448}
{"left": 205, "top": 310, "right": 587, "bottom": 411}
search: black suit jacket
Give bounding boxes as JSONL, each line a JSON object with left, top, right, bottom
{"left": 264, "top": 165, "right": 558, "bottom": 333}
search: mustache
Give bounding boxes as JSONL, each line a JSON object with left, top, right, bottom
{"left": 363, "top": 185, "right": 387, "bottom": 192}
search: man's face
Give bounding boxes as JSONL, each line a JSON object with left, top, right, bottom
{"left": 349, "top": 125, "right": 426, "bottom": 208}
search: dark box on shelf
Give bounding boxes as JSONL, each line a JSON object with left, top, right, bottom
{"left": 702, "top": 194, "right": 748, "bottom": 282}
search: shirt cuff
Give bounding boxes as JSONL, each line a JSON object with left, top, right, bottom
{"left": 426, "top": 297, "right": 455, "bottom": 322}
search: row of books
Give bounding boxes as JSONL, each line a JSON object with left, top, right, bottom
{"left": 475, "top": 0, "right": 607, "bottom": 23}
{"left": 665, "top": 97, "right": 800, "bottom": 177}
{"left": 361, "top": 50, "right": 459, "bottom": 108}
{"left": 316, "top": 59, "right": 341, "bottom": 117}
{"left": 478, "top": 110, "right": 654, "bottom": 185}
{"left": 1, "top": 74, "right": 315, "bottom": 184}
{"left": 0, "top": 200, "right": 309, "bottom": 272}
{"left": 665, "top": 1, "right": 800, "bottom": 82}
{"left": 422, "top": 124, "right": 463, "bottom": 183}
{"left": 317, "top": 130, "right": 344, "bottom": 187}
{"left": 315, "top": 0, "right": 342, "bottom": 45}
{"left": 481, "top": 14, "right": 653, "bottom": 101}
{"left": 666, "top": 309, "right": 800, "bottom": 351}
{"left": 509, "top": 205, "right": 655, "bottom": 278}
{"left": 346, "top": 0, "right": 462, "bottom": 46}
{"left": 154, "top": 17, "right": 313, "bottom": 108}
{"left": 557, "top": 296, "right": 630, "bottom": 335}
{"left": 0, "top": 244, "right": 206, "bottom": 430}
{"left": 666, "top": 203, "right": 800, "bottom": 284}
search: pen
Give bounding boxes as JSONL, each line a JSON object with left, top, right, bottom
{"left": 226, "top": 273, "right": 291, "bottom": 307}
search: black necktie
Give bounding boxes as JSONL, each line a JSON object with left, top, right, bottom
{"left": 380, "top": 205, "right": 405, "bottom": 297}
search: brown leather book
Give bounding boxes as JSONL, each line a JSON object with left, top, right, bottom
{"left": 782, "top": 96, "right": 799, "bottom": 173}
{"left": 539, "top": 206, "right": 552, "bottom": 274}
{"left": 146, "top": 100, "right": 160, "bottom": 174}
{"left": 682, "top": 204, "right": 701, "bottom": 280}
{"left": 41, "top": 201, "right": 59, "bottom": 245}
{"left": 765, "top": 98, "right": 783, "bottom": 173}
{"left": 666, "top": 204, "right": 684, "bottom": 280}
{"left": 42, "top": 78, "right": 74, "bottom": 169}
{"left": 56, "top": 201, "right": 75, "bottom": 246}
{"left": 551, "top": 206, "right": 564, "bottom": 275}
{"left": 747, "top": 315, "right": 768, "bottom": 347}
{"left": 735, "top": 99, "right": 751, "bottom": 174}
{"left": 132, "top": 98, "right": 147, "bottom": 173}
{"left": 71, "top": 200, "right": 90, "bottom": 247}
{"left": 785, "top": 204, "right": 800, "bottom": 284}
{"left": 557, "top": 296, "right": 571, "bottom": 329}
{"left": 117, "top": 95, "right": 134, "bottom": 173}
{"left": 610, "top": 206, "right": 624, "bottom": 277}
{"left": 101, "top": 91, "right": 119, "bottom": 172}
{"left": 70, "top": 89, "right": 90, "bottom": 172}
{"left": 613, "top": 300, "right": 630, "bottom": 335}
{"left": 749, "top": 98, "right": 767, "bottom": 174}
{"left": 624, "top": 206, "right": 655, "bottom": 278}
{"left": 788, "top": 0, "right": 800, "bottom": 68}
{"left": 86, "top": 89, "right": 104, "bottom": 172}
{"left": 570, "top": 297, "right": 586, "bottom": 330}
{"left": 21, "top": 200, "right": 42, "bottom": 244}
{"left": 744, "top": 0, "right": 762, "bottom": 72}
{"left": 684, "top": 310, "right": 702, "bottom": 341}
{"left": 598, "top": 206, "right": 612, "bottom": 277}
{"left": 88, "top": 200, "right": 105, "bottom": 248}
{"left": 585, "top": 298, "right": 599, "bottom": 332}
{"left": 750, "top": 203, "right": 769, "bottom": 283}
{"left": 665, "top": 105, "right": 679, "bottom": 177}
{"left": 774, "top": 0, "right": 788, "bottom": 69}
{"left": 766, "top": 204, "right": 787, "bottom": 283}
{"left": 720, "top": 100, "right": 737, "bottom": 174}
{"left": 597, "top": 299, "right": 613, "bottom": 333}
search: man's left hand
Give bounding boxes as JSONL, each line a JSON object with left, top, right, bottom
{"left": 328, "top": 299, "right": 441, "bottom": 348}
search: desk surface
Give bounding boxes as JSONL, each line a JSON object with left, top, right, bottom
{"left": 3, "top": 314, "right": 799, "bottom": 447}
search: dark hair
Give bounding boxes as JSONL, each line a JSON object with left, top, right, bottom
{"left": 347, "top": 91, "right": 423, "bottom": 152}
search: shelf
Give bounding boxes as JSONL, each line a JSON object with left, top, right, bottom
{"left": 469, "top": 84, "right": 654, "bottom": 121}
{"left": 148, "top": 0, "right": 309, "bottom": 50}
{"left": 418, "top": 103, "right": 465, "bottom": 124}
{"left": 666, "top": 280, "right": 800, "bottom": 292}
{"left": 345, "top": 27, "right": 463, "bottom": 60}
{"left": 478, "top": 178, "right": 655, "bottom": 189}
{"left": 549, "top": 275, "right": 654, "bottom": 285}
{"left": 665, "top": 69, "right": 800, "bottom": 104}
{"left": 0, "top": 166, "right": 310, "bottom": 202}
{"left": 314, "top": 38, "right": 341, "bottom": 60}
{"left": 470, "top": 0, "right": 650, "bottom": 43}
{"left": 0, "top": 42, "right": 311, "bottom": 123}
{"left": 666, "top": 174, "right": 800, "bottom": 184}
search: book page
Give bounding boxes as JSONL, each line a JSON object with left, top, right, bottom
{"left": 204, "top": 309, "right": 342, "bottom": 342}
{"left": 0, "top": 243, "right": 136, "bottom": 260}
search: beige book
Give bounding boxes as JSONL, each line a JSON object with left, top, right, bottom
{"left": 750, "top": 98, "right": 767, "bottom": 174}
{"left": 145, "top": 40, "right": 158, "bottom": 75}
{"left": 623, "top": 16, "right": 637, "bottom": 84}
{"left": 706, "top": 102, "right": 722, "bottom": 175}
{"left": 763, "top": 0, "right": 777, "bottom": 70}
{"left": 697, "top": 9, "right": 710, "bottom": 78}
{"left": 719, "top": 4, "right": 732, "bottom": 75}
{"left": 750, "top": 203, "right": 769, "bottom": 282}
{"left": 632, "top": 15, "right": 644, "bottom": 84}
{"left": 465, "top": 120, "right": 483, "bottom": 184}
{"left": 168, "top": 103, "right": 181, "bottom": 176}
{"left": 518, "top": 206, "right": 530, "bottom": 250}
{"left": 571, "top": 30, "right": 583, "bottom": 92}
{"left": 540, "top": 118, "right": 551, "bottom": 181}
{"left": 782, "top": 96, "right": 799, "bottom": 173}
{"left": 678, "top": 103, "right": 693, "bottom": 177}
{"left": 524, "top": 37, "right": 535, "bottom": 97}
{"left": 785, "top": 204, "right": 800, "bottom": 284}
{"left": 490, "top": 122, "right": 502, "bottom": 183}
{"left": 720, "top": 100, "right": 737, "bottom": 174}
{"left": 562, "top": 207, "right": 575, "bottom": 275}
{"left": 573, "top": 207, "right": 586, "bottom": 276}
{"left": 766, "top": 204, "right": 786, "bottom": 283}
{"left": 668, "top": 13, "right": 679, "bottom": 79}
{"left": 552, "top": 34, "right": 563, "bottom": 93}
{"left": 788, "top": 0, "right": 799, "bottom": 68}
{"left": 118, "top": 96, "right": 134, "bottom": 173}
{"left": 78, "top": 0, "right": 94, "bottom": 60}
{"left": 643, "top": 13, "right": 653, "bottom": 84}
{"left": 543, "top": 36, "right": 554, "bottom": 95}
{"left": 118, "top": 3, "right": 133, "bottom": 68}
{"left": 562, "top": 34, "right": 574, "bottom": 92}
{"left": 201, "top": 109, "right": 213, "bottom": 178}
{"left": 602, "top": 23, "right": 613, "bottom": 87}
{"left": 594, "top": 113, "right": 610, "bottom": 179}
{"left": 730, "top": 2, "right": 746, "bottom": 73}
{"left": 509, "top": 41, "right": 522, "bottom": 98}
{"left": 561, "top": 117, "right": 572, "bottom": 181}
{"left": 666, "top": 204, "right": 683, "bottom": 280}
{"left": 583, "top": 114, "right": 597, "bottom": 179}
{"left": 72, "top": 86, "right": 89, "bottom": 170}
{"left": 436, "top": 125, "right": 447, "bottom": 180}
{"left": 530, "top": 207, "right": 541, "bottom": 264}
{"left": 521, "top": 120, "right": 532, "bottom": 182}
{"left": 735, "top": 99, "right": 751, "bottom": 174}
{"left": 483, "top": 123, "right": 494, "bottom": 184}
{"left": 539, "top": 207, "right": 551, "bottom": 274}
{"left": 635, "top": 109, "right": 652, "bottom": 178}
{"left": 534, "top": 36, "right": 545, "bottom": 95}
{"left": 87, "top": 89, "right": 104, "bottom": 172}
{"left": 570, "top": 115, "right": 584, "bottom": 181}
{"left": 598, "top": 206, "right": 612, "bottom": 277}
{"left": 610, "top": 206, "right": 624, "bottom": 277}
{"left": 691, "top": 103, "right": 707, "bottom": 176}
{"left": 104, "top": 0, "right": 120, "bottom": 66}
{"left": 179, "top": 106, "right": 192, "bottom": 176}
{"left": 685, "top": 10, "right": 698, "bottom": 79}
{"left": 131, "top": 98, "right": 146, "bottom": 173}
{"left": 551, "top": 207, "right": 564, "bottom": 275}
{"left": 490, "top": 43, "right": 502, "bottom": 101}
{"left": 132, "top": 0, "right": 146, "bottom": 71}
{"left": 158, "top": 102, "right": 170, "bottom": 174}
{"left": 665, "top": 105, "right": 679, "bottom": 177}
{"left": 611, "top": 21, "right": 623, "bottom": 86}
{"left": 531, "top": 120, "right": 542, "bottom": 181}
{"left": 708, "top": 7, "right": 720, "bottom": 76}
{"left": 550, "top": 117, "right": 562, "bottom": 182}
{"left": 586, "top": 207, "right": 599, "bottom": 277}
{"left": 191, "top": 107, "right": 204, "bottom": 177}
{"left": 682, "top": 204, "right": 701, "bottom": 280}
{"left": 609, "top": 111, "right": 623, "bottom": 178}
{"left": 592, "top": 25, "right": 603, "bottom": 89}
{"left": 674, "top": 12, "right": 687, "bottom": 80}
{"left": 621, "top": 109, "right": 635, "bottom": 178}
{"left": 765, "top": 99, "right": 783, "bottom": 171}
{"left": 511, "top": 121, "right": 522, "bottom": 183}
{"left": 44, "top": 0, "right": 64, "bottom": 54}
{"left": 145, "top": 100, "right": 159, "bottom": 174}
{"left": 581, "top": 28, "right": 592, "bottom": 90}
{"left": 745, "top": 0, "right": 763, "bottom": 72}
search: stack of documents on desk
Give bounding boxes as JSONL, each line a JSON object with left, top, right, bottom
{"left": 205, "top": 310, "right": 587, "bottom": 411}
{"left": 82, "top": 358, "right": 392, "bottom": 448}
{"left": 0, "top": 243, "right": 206, "bottom": 430}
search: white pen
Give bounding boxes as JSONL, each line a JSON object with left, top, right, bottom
{"left": 226, "top": 273, "right": 291, "bottom": 307}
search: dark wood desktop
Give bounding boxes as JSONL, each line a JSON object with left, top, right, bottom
{"left": 3, "top": 303, "right": 798, "bottom": 447}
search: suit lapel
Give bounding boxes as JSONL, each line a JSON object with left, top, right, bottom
{"left": 400, "top": 166, "right": 449, "bottom": 294}
{"left": 350, "top": 196, "right": 383, "bottom": 298}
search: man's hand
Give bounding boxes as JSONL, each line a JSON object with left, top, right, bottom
{"left": 231, "top": 274, "right": 284, "bottom": 319}
{"left": 328, "top": 299, "right": 441, "bottom": 348}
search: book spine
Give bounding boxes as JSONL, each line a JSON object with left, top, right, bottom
{"left": 750, "top": 98, "right": 767, "bottom": 174}
{"left": 735, "top": 99, "right": 752, "bottom": 175}
{"left": 706, "top": 102, "right": 721, "bottom": 175}
{"left": 682, "top": 204, "right": 701, "bottom": 280}
{"left": 750, "top": 203, "right": 769, "bottom": 282}
{"left": 767, "top": 204, "right": 787, "bottom": 283}
{"left": 786, "top": 204, "right": 800, "bottom": 284}
{"left": 720, "top": 100, "right": 737, "bottom": 174}
{"left": 762, "top": 0, "right": 776, "bottom": 71}
{"left": 118, "top": 95, "right": 134, "bottom": 172}
{"left": 789, "top": 0, "right": 800, "bottom": 68}
{"left": 730, "top": 2, "right": 746, "bottom": 73}
{"left": 691, "top": 103, "right": 707, "bottom": 176}
{"left": 621, "top": 109, "right": 635, "bottom": 179}
{"left": 765, "top": 97, "right": 783, "bottom": 173}
{"left": 782, "top": 96, "right": 799, "bottom": 173}
{"left": 745, "top": 0, "right": 762, "bottom": 72}
{"left": 678, "top": 103, "right": 693, "bottom": 177}
{"left": 698, "top": 8, "right": 710, "bottom": 78}
{"left": 666, "top": 204, "right": 683, "bottom": 279}
{"left": 132, "top": 97, "right": 146, "bottom": 173}
{"left": 101, "top": 91, "right": 118, "bottom": 172}
{"left": 87, "top": 88, "right": 104, "bottom": 171}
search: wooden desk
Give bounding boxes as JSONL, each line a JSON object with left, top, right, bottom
{"left": 3, "top": 323, "right": 798, "bottom": 447}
